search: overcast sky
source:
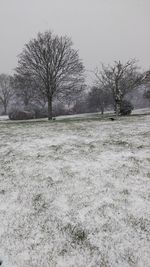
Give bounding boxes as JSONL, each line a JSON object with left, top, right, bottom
{"left": 0, "top": 0, "right": 150, "bottom": 77}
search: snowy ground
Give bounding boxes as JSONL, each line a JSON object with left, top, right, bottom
{"left": 0, "top": 115, "right": 150, "bottom": 267}
{"left": 0, "top": 107, "right": 150, "bottom": 123}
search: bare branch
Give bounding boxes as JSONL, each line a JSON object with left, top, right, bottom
{"left": 16, "top": 31, "right": 84, "bottom": 119}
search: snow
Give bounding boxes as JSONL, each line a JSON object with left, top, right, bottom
{"left": 0, "top": 114, "right": 150, "bottom": 266}
{"left": 0, "top": 116, "right": 9, "bottom": 121}
{"left": 0, "top": 107, "right": 149, "bottom": 123}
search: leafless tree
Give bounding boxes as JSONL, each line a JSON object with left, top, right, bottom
{"left": 87, "top": 86, "right": 113, "bottom": 114}
{"left": 94, "top": 60, "right": 142, "bottom": 115}
{"left": 143, "top": 90, "right": 150, "bottom": 103}
{"left": 15, "top": 31, "right": 84, "bottom": 119}
{"left": 12, "top": 73, "right": 37, "bottom": 107}
{"left": 142, "top": 71, "right": 150, "bottom": 103}
{"left": 0, "top": 74, "right": 13, "bottom": 114}
{"left": 142, "top": 70, "right": 150, "bottom": 84}
{"left": 12, "top": 73, "right": 47, "bottom": 109}
{"left": 143, "top": 70, "right": 150, "bottom": 103}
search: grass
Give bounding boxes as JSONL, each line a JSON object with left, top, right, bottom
{"left": 0, "top": 114, "right": 150, "bottom": 266}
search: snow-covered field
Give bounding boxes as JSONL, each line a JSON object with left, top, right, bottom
{"left": 0, "top": 115, "right": 150, "bottom": 267}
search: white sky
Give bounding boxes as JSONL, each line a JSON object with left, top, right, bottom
{"left": 0, "top": 0, "right": 150, "bottom": 77}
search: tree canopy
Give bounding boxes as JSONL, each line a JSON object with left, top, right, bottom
{"left": 94, "top": 60, "right": 142, "bottom": 115}
{"left": 16, "top": 31, "right": 84, "bottom": 119}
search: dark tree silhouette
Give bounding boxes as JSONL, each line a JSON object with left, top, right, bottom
{"left": 12, "top": 73, "right": 37, "bottom": 107}
{"left": 94, "top": 60, "right": 142, "bottom": 115}
{"left": 0, "top": 74, "right": 13, "bottom": 114}
{"left": 142, "top": 71, "right": 150, "bottom": 104}
{"left": 16, "top": 31, "right": 84, "bottom": 119}
{"left": 87, "top": 86, "right": 113, "bottom": 114}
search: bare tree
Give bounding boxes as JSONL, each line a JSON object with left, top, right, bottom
{"left": 87, "top": 86, "right": 113, "bottom": 115}
{"left": 143, "top": 71, "right": 150, "bottom": 103}
{"left": 12, "top": 73, "right": 37, "bottom": 107}
{"left": 94, "top": 60, "right": 142, "bottom": 115}
{"left": 0, "top": 74, "right": 13, "bottom": 114}
{"left": 142, "top": 70, "right": 150, "bottom": 103}
{"left": 142, "top": 70, "right": 150, "bottom": 84}
{"left": 143, "top": 90, "right": 150, "bottom": 103}
{"left": 12, "top": 73, "right": 47, "bottom": 109}
{"left": 16, "top": 31, "right": 84, "bottom": 120}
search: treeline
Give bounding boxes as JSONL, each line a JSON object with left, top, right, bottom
{"left": 0, "top": 30, "right": 150, "bottom": 119}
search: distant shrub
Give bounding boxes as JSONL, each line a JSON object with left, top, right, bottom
{"left": 9, "top": 109, "right": 35, "bottom": 120}
{"left": 120, "top": 100, "right": 134, "bottom": 115}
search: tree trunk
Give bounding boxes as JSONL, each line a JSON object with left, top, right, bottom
{"left": 4, "top": 104, "right": 7, "bottom": 115}
{"left": 48, "top": 97, "right": 52, "bottom": 120}
{"left": 24, "top": 98, "right": 29, "bottom": 107}
{"left": 115, "top": 101, "right": 121, "bottom": 116}
{"left": 99, "top": 100, "right": 104, "bottom": 115}
{"left": 100, "top": 106, "right": 104, "bottom": 115}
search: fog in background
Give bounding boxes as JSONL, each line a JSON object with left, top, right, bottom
{"left": 0, "top": 0, "right": 150, "bottom": 79}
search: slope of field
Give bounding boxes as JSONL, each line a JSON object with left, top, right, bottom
{"left": 0, "top": 115, "right": 150, "bottom": 267}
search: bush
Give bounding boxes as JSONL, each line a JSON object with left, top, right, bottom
{"left": 120, "top": 100, "right": 134, "bottom": 115}
{"left": 9, "top": 109, "right": 35, "bottom": 120}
